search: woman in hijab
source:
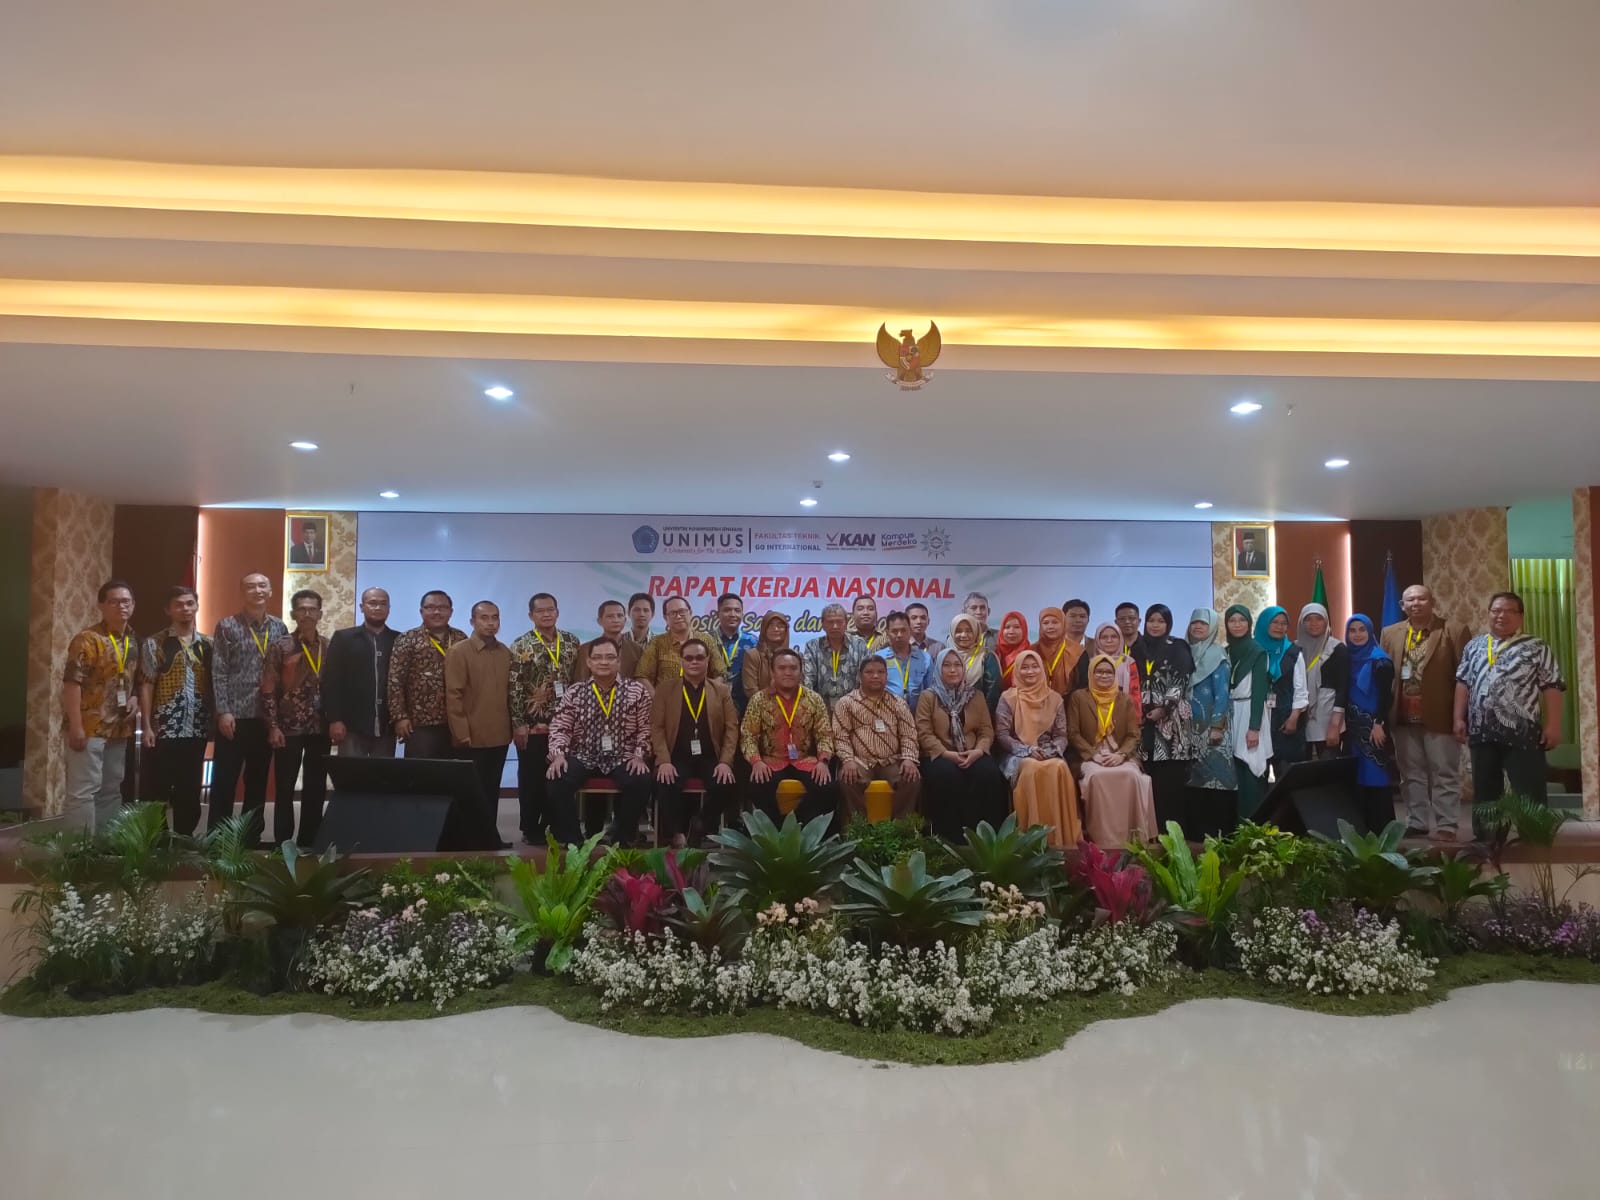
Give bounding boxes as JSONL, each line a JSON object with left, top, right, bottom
{"left": 995, "top": 649, "right": 1081, "bottom": 847}
{"left": 1226, "top": 605, "right": 1272, "bottom": 822}
{"left": 1130, "top": 603, "right": 1196, "bottom": 829}
{"left": 1072, "top": 622, "right": 1142, "bottom": 713}
{"left": 1031, "top": 605, "right": 1082, "bottom": 698}
{"left": 1183, "top": 607, "right": 1238, "bottom": 836}
{"left": 1068, "top": 653, "right": 1157, "bottom": 846}
{"left": 740, "top": 610, "right": 792, "bottom": 700}
{"left": 1296, "top": 602, "right": 1349, "bottom": 757}
{"left": 948, "top": 613, "right": 1003, "bottom": 714}
{"left": 994, "top": 611, "right": 1031, "bottom": 690}
{"left": 1343, "top": 614, "right": 1398, "bottom": 831}
{"left": 1255, "top": 606, "right": 1309, "bottom": 772}
{"left": 916, "top": 647, "right": 1009, "bottom": 839}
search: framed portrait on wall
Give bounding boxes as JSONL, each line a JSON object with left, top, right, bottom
{"left": 1233, "top": 525, "right": 1271, "bottom": 579}
{"left": 286, "top": 513, "right": 330, "bottom": 572}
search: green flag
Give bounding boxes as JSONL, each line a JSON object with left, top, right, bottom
{"left": 1311, "top": 563, "right": 1328, "bottom": 607}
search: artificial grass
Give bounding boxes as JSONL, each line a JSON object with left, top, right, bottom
{"left": 5, "top": 952, "right": 1599, "bottom": 1066}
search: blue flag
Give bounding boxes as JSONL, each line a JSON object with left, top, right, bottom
{"left": 1381, "top": 556, "right": 1403, "bottom": 629}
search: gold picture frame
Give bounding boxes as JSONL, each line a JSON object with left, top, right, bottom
{"left": 286, "top": 512, "right": 330, "bottom": 573}
{"left": 1232, "top": 524, "right": 1271, "bottom": 579}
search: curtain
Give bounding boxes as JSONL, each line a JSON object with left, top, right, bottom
{"left": 1510, "top": 558, "right": 1577, "bottom": 740}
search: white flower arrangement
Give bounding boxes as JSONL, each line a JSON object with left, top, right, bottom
{"left": 1234, "top": 907, "right": 1436, "bottom": 996}
{"left": 570, "top": 925, "right": 760, "bottom": 1014}
{"left": 304, "top": 908, "right": 520, "bottom": 1010}
{"left": 33, "top": 884, "right": 220, "bottom": 992}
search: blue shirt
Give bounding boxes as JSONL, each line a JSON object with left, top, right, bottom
{"left": 877, "top": 645, "right": 932, "bottom": 714}
{"left": 714, "top": 627, "right": 760, "bottom": 712}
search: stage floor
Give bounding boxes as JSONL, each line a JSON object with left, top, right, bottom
{"left": 3, "top": 982, "right": 1598, "bottom": 1197}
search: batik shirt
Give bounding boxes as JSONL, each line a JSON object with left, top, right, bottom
{"left": 508, "top": 627, "right": 580, "bottom": 727}
{"left": 801, "top": 635, "right": 872, "bottom": 711}
{"left": 387, "top": 625, "right": 467, "bottom": 728}
{"left": 212, "top": 612, "right": 288, "bottom": 719}
{"left": 638, "top": 633, "right": 728, "bottom": 689}
{"left": 1455, "top": 634, "right": 1564, "bottom": 749}
{"left": 138, "top": 627, "right": 214, "bottom": 739}
{"left": 832, "top": 689, "right": 918, "bottom": 768}
{"left": 261, "top": 632, "right": 327, "bottom": 737}
{"left": 63, "top": 621, "right": 139, "bottom": 739}
{"left": 547, "top": 678, "right": 652, "bottom": 773}
{"left": 741, "top": 687, "right": 835, "bottom": 769}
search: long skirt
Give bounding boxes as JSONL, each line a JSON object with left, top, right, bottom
{"left": 1081, "top": 761, "right": 1158, "bottom": 848}
{"left": 920, "top": 754, "right": 1010, "bottom": 841}
{"left": 1009, "top": 756, "right": 1081, "bottom": 848}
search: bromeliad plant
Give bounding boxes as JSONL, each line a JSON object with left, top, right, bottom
{"left": 226, "top": 843, "right": 376, "bottom": 989}
{"left": 1128, "top": 822, "right": 1243, "bottom": 965}
{"left": 666, "top": 886, "right": 754, "bottom": 958}
{"left": 493, "top": 831, "right": 612, "bottom": 973}
{"left": 1473, "top": 792, "right": 1579, "bottom": 911}
{"left": 944, "top": 814, "right": 1064, "bottom": 898}
{"left": 1313, "top": 820, "right": 1439, "bottom": 918}
{"left": 835, "top": 852, "right": 985, "bottom": 949}
{"left": 708, "top": 811, "right": 857, "bottom": 910}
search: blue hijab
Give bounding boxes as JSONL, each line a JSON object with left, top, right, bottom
{"left": 1344, "top": 614, "right": 1389, "bottom": 714}
{"left": 1253, "top": 606, "right": 1291, "bottom": 681}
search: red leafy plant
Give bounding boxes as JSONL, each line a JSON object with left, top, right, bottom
{"left": 1069, "top": 839, "right": 1157, "bottom": 926}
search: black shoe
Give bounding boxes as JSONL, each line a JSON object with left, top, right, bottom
{"left": 1403, "top": 826, "right": 1428, "bottom": 839}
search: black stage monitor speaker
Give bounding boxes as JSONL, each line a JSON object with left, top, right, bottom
{"left": 1249, "top": 756, "right": 1364, "bottom": 838}
{"left": 317, "top": 757, "right": 501, "bottom": 854}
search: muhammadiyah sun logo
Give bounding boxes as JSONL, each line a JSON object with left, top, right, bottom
{"left": 922, "top": 527, "right": 952, "bottom": 559}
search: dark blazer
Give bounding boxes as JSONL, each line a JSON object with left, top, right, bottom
{"left": 323, "top": 623, "right": 399, "bottom": 737}
{"left": 650, "top": 677, "right": 740, "bottom": 766}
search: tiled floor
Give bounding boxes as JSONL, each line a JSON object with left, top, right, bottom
{"left": 2, "top": 982, "right": 1598, "bottom": 1197}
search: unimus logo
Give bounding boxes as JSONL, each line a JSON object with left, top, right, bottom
{"left": 632, "top": 525, "right": 661, "bottom": 554}
{"left": 922, "top": 527, "right": 952, "bottom": 559}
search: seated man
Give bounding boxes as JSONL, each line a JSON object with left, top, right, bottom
{"left": 833, "top": 656, "right": 920, "bottom": 819}
{"left": 741, "top": 648, "right": 838, "bottom": 825}
{"left": 877, "top": 609, "right": 931, "bottom": 714}
{"left": 545, "top": 639, "right": 653, "bottom": 846}
{"left": 650, "top": 637, "right": 739, "bottom": 847}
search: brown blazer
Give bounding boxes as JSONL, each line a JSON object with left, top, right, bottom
{"left": 1379, "top": 617, "right": 1472, "bottom": 735}
{"left": 914, "top": 690, "right": 995, "bottom": 758}
{"left": 650, "top": 677, "right": 740, "bottom": 766}
{"left": 742, "top": 646, "right": 787, "bottom": 700}
{"left": 573, "top": 635, "right": 642, "bottom": 683}
{"left": 1065, "top": 690, "right": 1139, "bottom": 760}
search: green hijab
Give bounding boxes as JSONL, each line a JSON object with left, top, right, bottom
{"left": 1225, "top": 604, "right": 1266, "bottom": 687}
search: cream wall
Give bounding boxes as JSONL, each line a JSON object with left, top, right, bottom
{"left": 1210, "top": 522, "right": 1274, "bottom": 618}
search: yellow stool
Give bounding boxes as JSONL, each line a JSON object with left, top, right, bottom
{"left": 864, "top": 779, "right": 895, "bottom": 824}
{"left": 776, "top": 777, "right": 806, "bottom": 815}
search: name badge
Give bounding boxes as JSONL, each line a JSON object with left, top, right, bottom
{"left": 600, "top": 733, "right": 615, "bottom": 752}
{"left": 553, "top": 681, "right": 565, "bottom": 699}
{"left": 874, "top": 719, "right": 887, "bottom": 733}
{"left": 1401, "top": 663, "right": 1413, "bottom": 681}
{"left": 115, "top": 683, "right": 128, "bottom": 710}
{"left": 787, "top": 740, "right": 799, "bottom": 761}
{"left": 689, "top": 737, "right": 703, "bottom": 756}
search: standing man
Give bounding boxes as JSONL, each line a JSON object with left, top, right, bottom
{"left": 638, "top": 594, "right": 727, "bottom": 688}
{"left": 651, "top": 637, "right": 740, "bottom": 847}
{"left": 1454, "top": 592, "right": 1565, "bottom": 816}
{"left": 1381, "top": 585, "right": 1472, "bottom": 840}
{"left": 509, "top": 592, "right": 580, "bottom": 844}
{"left": 1114, "top": 602, "right": 1142, "bottom": 654}
{"left": 626, "top": 592, "right": 656, "bottom": 653}
{"left": 712, "top": 592, "right": 758, "bottom": 713}
{"left": 906, "top": 602, "right": 944, "bottom": 661}
{"left": 962, "top": 592, "right": 994, "bottom": 649}
{"left": 323, "top": 586, "right": 398, "bottom": 758}
{"left": 62, "top": 579, "right": 139, "bottom": 830}
{"left": 445, "top": 601, "right": 514, "bottom": 839}
{"left": 138, "top": 585, "right": 213, "bottom": 836}
{"left": 1062, "top": 599, "right": 1092, "bottom": 655}
{"left": 803, "top": 603, "right": 871, "bottom": 713}
{"left": 833, "top": 656, "right": 921, "bottom": 819}
{"left": 210, "top": 573, "right": 287, "bottom": 836}
{"left": 546, "top": 639, "right": 654, "bottom": 846}
{"left": 387, "top": 590, "right": 467, "bottom": 759}
{"left": 741, "top": 648, "right": 837, "bottom": 825}
{"left": 574, "top": 600, "right": 642, "bottom": 680}
{"left": 850, "top": 595, "right": 883, "bottom": 650}
{"left": 877, "top": 610, "right": 931, "bottom": 714}
{"left": 261, "top": 589, "right": 330, "bottom": 848}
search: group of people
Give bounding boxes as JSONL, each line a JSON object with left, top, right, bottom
{"left": 61, "top": 574, "right": 1565, "bottom": 852}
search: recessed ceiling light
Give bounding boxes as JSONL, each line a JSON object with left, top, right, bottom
{"left": 1193, "top": 501, "right": 1214, "bottom": 510}
{"left": 484, "top": 385, "right": 514, "bottom": 401}
{"left": 1230, "top": 400, "right": 1263, "bottom": 415}
{"left": 289, "top": 441, "right": 318, "bottom": 451}
{"left": 828, "top": 451, "right": 851, "bottom": 463}
{"left": 799, "top": 497, "right": 819, "bottom": 508}
{"left": 378, "top": 490, "right": 400, "bottom": 500}
{"left": 1324, "top": 458, "right": 1351, "bottom": 469}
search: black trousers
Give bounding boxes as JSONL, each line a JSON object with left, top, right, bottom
{"left": 749, "top": 763, "right": 840, "bottom": 831}
{"left": 466, "top": 744, "right": 510, "bottom": 833}
{"left": 920, "top": 754, "right": 1009, "bottom": 841}
{"left": 273, "top": 733, "right": 330, "bottom": 846}
{"left": 1471, "top": 740, "right": 1548, "bottom": 814}
{"left": 546, "top": 757, "right": 651, "bottom": 847}
{"left": 656, "top": 755, "right": 739, "bottom": 841}
{"left": 1145, "top": 760, "right": 1191, "bottom": 834}
{"left": 1358, "top": 785, "right": 1397, "bottom": 834}
{"left": 405, "top": 723, "right": 456, "bottom": 760}
{"left": 1184, "top": 785, "right": 1238, "bottom": 840}
{"left": 516, "top": 731, "right": 551, "bottom": 839}
{"left": 208, "top": 717, "right": 272, "bottom": 834}
{"left": 146, "top": 737, "right": 208, "bottom": 836}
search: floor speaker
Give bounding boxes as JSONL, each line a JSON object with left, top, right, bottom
{"left": 1250, "top": 756, "right": 1364, "bottom": 838}
{"left": 316, "top": 757, "right": 501, "bottom": 853}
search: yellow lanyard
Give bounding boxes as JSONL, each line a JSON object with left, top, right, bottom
{"left": 429, "top": 635, "right": 449, "bottom": 658}
{"left": 1307, "top": 650, "right": 1324, "bottom": 673}
{"left": 1407, "top": 626, "right": 1426, "bottom": 653}
{"left": 249, "top": 626, "right": 269, "bottom": 659}
{"left": 1144, "top": 659, "right": 1154, "bottom": 677}
{"left": 1487, "top": 636, "right": 1498, "bottom": 666}
{"left": 107, "top": 632, "right": 130, "bottom": 675}
{"left": 592, "top": 683, "right": 617, "bottom": 721}
{"left": 830, "top": 647, "right": 841, "bottom": 679}
{"left": 775, "top": 687, "right": 803, "bottom": 730}
{"left": 300, "top": 642, "right": 322, "bottom": 677}
{"left": 532, "top": 629, "right": 563, "bottom": 667}
{"left": 1001, "top": 658, "right": 1015, "bottom": 680}
{"left": 720, "top": 637, "right": 739, "bottom": 669}
{"left": 965, "top": 646, "right": 983, "bottom": 672}
{"left": 1047, "top": 642, "right": 1067, "bottom": 675}
{"left": 1097, "top": 701, "right": 1115, "bottom": 741}
{"left": 179, "top": 636, "right": 201, "bottom": 667}
{"left": 683, "top": 685, "right": 706, "bottom": 723}
{"left": 891, "top": 655, "right": 915, "bottom": 691}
